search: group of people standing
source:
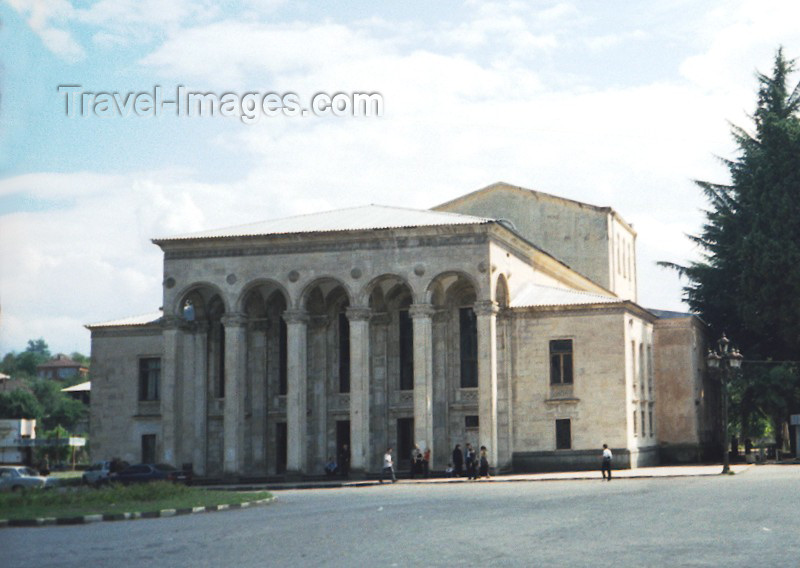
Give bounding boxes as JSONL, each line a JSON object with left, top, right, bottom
{"left": 451, "top": 443, "right": 490, "bottom": 480}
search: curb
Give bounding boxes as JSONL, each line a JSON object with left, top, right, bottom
{"left": 0, "top": 496, "right": 275, "bottom": 529}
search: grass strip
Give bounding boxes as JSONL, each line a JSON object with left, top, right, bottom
{"left": 0, "top": 482, "right": 272, "bottom": 521}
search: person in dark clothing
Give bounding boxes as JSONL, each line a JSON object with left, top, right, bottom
{"left": 464, "top": 443, "right": 476, "bottom": 480}
{"left": 452, "top": 444, "right": 464, "bottom": 477}
{"left": 601, "top": 444, "right": 612, "bottom": 481}
{"left": 479, "top": 445, "right": 490, "bottom": 478}
{"left": 338, "top": 444, "right": 351, "bottom": 478}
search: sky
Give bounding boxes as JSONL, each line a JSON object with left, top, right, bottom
{"left": 1, "top": 0, "right": 799, "bottom": 356}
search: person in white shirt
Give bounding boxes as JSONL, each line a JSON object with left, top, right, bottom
{"left": 381, "top": 447, "right": 397, "bottom": 483}
{"left": 601, "top": 444, "right": 613, "bottom": 481}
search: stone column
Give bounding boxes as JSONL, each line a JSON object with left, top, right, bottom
{"left": 161, "top": 316, "right": 183, "bottom": 465}
{"left": 475, "top": 300, "right": 499, "bottom": 467}
{"left": 409, "top": 303, "right": 435, "bottom": 460}
{"left": 222, "top": 312, "right": 247, "bottom": 476}
{"left": 283, "top": 309, "right": 309, "bottom": 476}
{"left": 309, "top": 315, "right": 329, "bottom": 470}
{"left": 347, "top": 306, "right": 371, "bottom": 474}
{"left": 192, "top": 322, "right": 209, "bottom": 476}
{"left": 248, "top": 320, "right": 269, "bottom": 474}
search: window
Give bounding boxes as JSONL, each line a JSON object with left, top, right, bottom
{"left": 633, "top": 410, "right": 637, "bottom": 436}
{"left": 649, "top": 409, "right": 654, "bottom": 437}
{"left": 465, "top": 415, "right": 479, "bottom": 429}
{"left": 138, "top": 358, "right": 161, "bottom": 401}
{"left": 459, "top": 308, "right": 478, "bottom": 388}
{"left": 217, "top": 321, "right": 226, "bottom": 398}
{"left": 338, "top": 312, "right": 350, "bottom": 393}
{"left": 549, "top": 340, "right": 573, "bottom": 384}
{"left": 399, "top": 310, "right": 414, "bottom": 390}
{"left": 279, "top": 318, "right": 288, "bottom": 395}
{"left": 141, "top": 434, "right": 156, "bottom": 463}
{"left": 555, "top": 419, "right": 571, "bottom": 450}
{"left": 641, "top": 409, "right": 646, "bottom": 437}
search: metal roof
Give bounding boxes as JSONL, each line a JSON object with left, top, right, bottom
{"left": 511, "top": 283, "right": 620, "bottom": 308}
{"left": 61, "top": 381, "right": 91, "bottom": 393}
{"left": 155, "top": 205, "right": 494, "bottom": 242}
{"left": 87, "top": 311, "right": 163, "bottom": 328}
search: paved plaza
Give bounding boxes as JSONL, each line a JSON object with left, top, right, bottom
{"left": 3, "top": 465, "right": 799, "bottom": 567}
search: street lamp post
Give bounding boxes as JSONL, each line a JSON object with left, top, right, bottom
{"left": 706, "top": 333, "right": 743, "bottom": 474}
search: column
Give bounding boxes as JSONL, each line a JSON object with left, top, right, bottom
{"left": 161, "top": 316, "right": 183, "bottom": 465}
{"left": 409, "top": 303, "right": 435, "bottom": 459}
{"left": 192, "top": 322, "right": 209, "bottom": 476}
{"left": 283, "top": 309, "right": 308, "bottom": 476}
{"left": 309, "top": 315, "right": 329, "bottom": 470}
{"left": 347, "top": 306, "right": 371, "bottom": 473}
{"left": 222, "top": 312, "right": 247, "bottom": 476}
{"left": 475, "top": 300, "right": 499, "bottom": 467}
{"left": 249, "top": 320, "right": 269, "bottom": 473}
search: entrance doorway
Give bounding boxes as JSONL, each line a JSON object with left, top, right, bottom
{"left": 397, "top": 417, "right": 414, "bottom": 469}
{"left": 276, "top": 422, "right": 287, "bottom": 474}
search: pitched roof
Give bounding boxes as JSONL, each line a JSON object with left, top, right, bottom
{"left": 37, "top": 354, "right": 86, "bottom": 369}
{"left": 87, "top": 311, "right": 164, "bottom": 329}
{"left": 154, "top": 205, "right": 494, "bottom": 242}
{"left": 510, "top": 283, "right": 620, "bottom": 308}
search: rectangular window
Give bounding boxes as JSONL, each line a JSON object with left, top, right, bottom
{"left": 138, "top": 358, "right": 161, "bottom": 401}
{"left": 399, "top": 310, "right": 414, "bottom": 390}
{"left": 555, "top": 419, "right": 571, "bottom": 450}
{"left": 465, "top": 415, "right": 479, "bottom": 429}
{"left": 649, "top": 410, "right": 654, "bottom": 437}
{"left": 641, "top": 409, "right": 646, "bottom": 437}
{"left": 459, "top": 308, "right": 478, "bottom": 388}
{"left": 217, "top": 322, "right": 226, "bottom": 398}
{"left": 549, "top": 339, "right": 573, "bottom": 384}
{"left": 633, "top": 410, "right": 638, "bottom": 437}
{"left": 141, "top": 434, "right": 156, "bottom": 463}
{"left": 339, "top": 312, "right": 350, "bottom": 393}
{"left": 279, "top": 318, "right": 288, "bottom": 395}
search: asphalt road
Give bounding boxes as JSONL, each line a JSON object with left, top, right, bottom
{"left": 3, "top": 465, "right": 799, "bottom": 567}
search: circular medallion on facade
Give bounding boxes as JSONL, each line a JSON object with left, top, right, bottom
{"left": 477, "top": 261, "right": 488, "bottom": 273}
{"left": 164, "top": 277, "right": 176, "bottom": 289}
{"left": 414, "top": 264, "right": 425, "bottom": 276}
{"left": 350, "top": 267, "right": 362, "bottom": 279}
{"left": 226, "top": 273, "right": 237, "bottom": 285}
{"left": 288, "top": 270, "right": 300, "bottom": 282}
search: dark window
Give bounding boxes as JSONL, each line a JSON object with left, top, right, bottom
{"left": 459, "top": 307, "right": 478, "bottom": 388}
{"left": 138, "top": 358, "right": 161, "bottom": 401}
{"left": 339, "top": 312, "right": 350, "bottom": 393}
{"left": 276, "top": 422, "right": 287, "bottom": 474}
{"left": 633, "top": 411, "right": 637, "bottom": 436}
{"left": 279, "top": 318, "right": 288, "bottom": 395}
{"left": 399, "top": 310, "right": 414, "bottom": 390}
{"left": 141, "top": 434, "right": 157, "bottom": 463}
{"left": 649, "top": 410, "right": 654, "bottom": 436}
{"left": 641, "top": 410, "right": 646, "bottom": 437}
{"left": 465, "top": 415, "right": 479, "bottom": 429}
{"left": 555, "top": 419, "right": 571, "bottom": 450}
{"left": 549, "top": 339, "right": 573, "bottom": 384}
{"left": 397, "top": 417, "right": 414, "bottom": 468}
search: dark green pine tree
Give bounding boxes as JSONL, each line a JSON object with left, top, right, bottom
{"left": 665, "top": 48, "right": 800, "bottom": 362}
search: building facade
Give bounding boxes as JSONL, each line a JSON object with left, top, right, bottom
{"left": 88, "top": 182, "right": 714, "bottom": 477}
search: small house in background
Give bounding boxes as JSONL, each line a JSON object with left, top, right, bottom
{"left": 36, "top": 354, "right": 89, "bottom": 381}
{"left": 0, "top": 418, "right": 36, "bottom": 465}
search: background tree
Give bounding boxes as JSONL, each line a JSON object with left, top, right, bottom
{"left": 0, "top": 389, "right": 43, "bottom": 419}
{"left": 662, "top": 48, "right": 800, "bottom": 446}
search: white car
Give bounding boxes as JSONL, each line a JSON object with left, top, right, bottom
{"left": 82, "top": 461, "right": 112, "bottom": 486}
{"left": 0, "top": 466, "right": 47, "bottom": 492}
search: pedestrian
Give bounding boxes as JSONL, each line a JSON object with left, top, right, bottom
{"left": 452, "top": 444, "right": 463, "bottom": 477}
{"left": 601, "top": 444, "right": 612, "bottom": 481}
{"left": 324, "top": 456, "right": 338, "bottom": 477}
{"left": 339, "top": 444, "right": 351, "bottom": 478}
{"left": 465, "top": 443, "right": 476, "bottom": 480}
{"left": 422, "top": 447, "right": 431, "bottom": 478}
{"left": 381, "top": 447, "right": 397, "bottom": 483}
{"left": 410, "top": 444, "right": 421, "bottom": 479}
{"left": 479, "top": 445, "right": 490, "bottom": 478}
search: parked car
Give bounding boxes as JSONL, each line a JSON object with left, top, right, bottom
{"left": 109, "top": 463, "right": 192, "bottom": 485}
{"left": 82, "top": 461, "right": 113, "bottom": 486}
{"left": 0, "top": 466, "right": 48, "bottom": 492}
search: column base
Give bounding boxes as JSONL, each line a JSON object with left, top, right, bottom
{"left": 284, "top": 469, "right": 305, "bottom": 481}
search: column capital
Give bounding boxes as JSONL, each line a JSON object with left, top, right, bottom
{"left": 473, "top": 300, "right": 499, "bottom": 317}
{"left": 162, "top": 315, "right": 184, "bottom": 330}
{"left": 282, "top": 309, "right": 309, "bottom": 325}
{"left": 346, "top": 306, "right": 371, "bottom": 322}
{"left": 408, "top": 303, "right": 436, "bottom": 319}
{"left": 309, "top": 315, "right": 329, "bottom": 329}
{"left": 221, "top": 312, "right": 248, "bottom": 328}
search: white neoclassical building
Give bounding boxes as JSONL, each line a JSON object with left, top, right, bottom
{"left": 88, "top": 182, "right": 717, "bottom": 478}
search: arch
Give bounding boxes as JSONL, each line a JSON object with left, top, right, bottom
{"left": 362, "top": 274, "right": 414, "bottom": 312}
{"left": 425, "top": 271, "right": 479, "bottom": 307}
{"left": 494, "top": 274, "right": 510, "bottom": 309}
{"left": 359, "top": 273, "right": 414, "bottom": 306}
{"left": 298, "top": 276, "right": 353, "bottom": 311}
{"left": 235, "top": 278, "right": 290, "bottom": 314}
{"left": 174, "top": 281, "right": 228, "bottom": 319}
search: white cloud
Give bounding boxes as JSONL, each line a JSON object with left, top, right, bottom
{"left": 8, "top": 0, "right": 85, "bottom": 61}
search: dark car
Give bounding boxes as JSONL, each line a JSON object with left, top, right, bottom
{"left": 109, "top": 463, "right": 191, "bottom": 485}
